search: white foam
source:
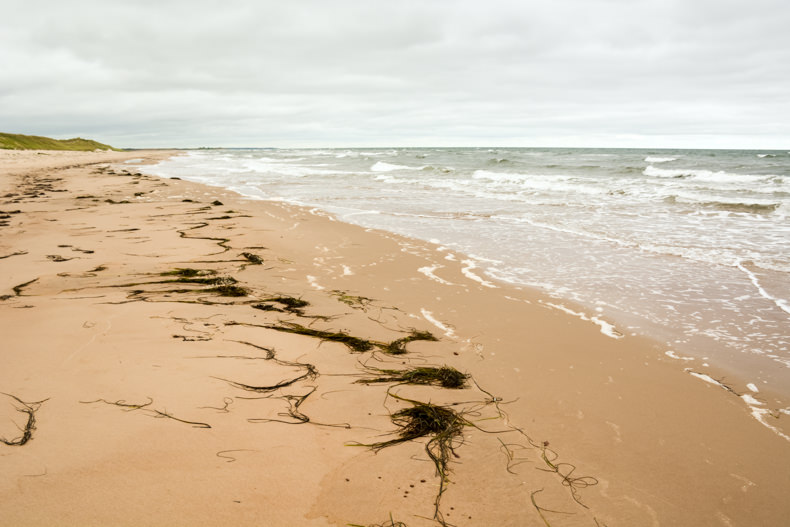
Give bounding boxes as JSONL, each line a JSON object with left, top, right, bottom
{"left": 645, "top": 156, "right": 677, "bottom": 163}
{"left": 418, "top": 265, "right": 455, "bottom": 286}
{"left": 747, "top": 383, "right": 759, "bottom": 393}
{"left": 544, "top": 302, "right": 624, "bottom": 339}
{"left": 665, "top": 350, "right": 695, "bottom": 361}
{"left": 740, "top": 394, "right": 790, "bottom": 442}
{"left": 421, "top": 309, "right": 457, "bottom": 339}
{"left": 306, "top": 275, "right": 325, "bottom": 290}
{"left": 736, "top": 261, "right": 790, "bottom": 316}
{"left": 685, "top": 371, "right": 790, "bottom": 442}
{"left": 460, "top": 259, "right": 497, "bottom": 288}
{"left": 644, "top": 165, "right": 776, "bottom": 184}
{"left": 371, "top": 161, "right": 419, "bottom": 172}
{"left": 688, "top": 371, "right": 724, "bottom": 387}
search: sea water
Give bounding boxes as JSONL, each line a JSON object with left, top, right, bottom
{"left": 145, "top": 148, "right": 790, "bottom": 396}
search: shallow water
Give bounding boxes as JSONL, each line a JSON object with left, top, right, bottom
{"left": 145, "top": 147, "right": 790, "bottom": 395}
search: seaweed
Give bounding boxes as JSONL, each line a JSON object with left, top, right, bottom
{"left": 216, "top": 449, "right": 258, "bottom": 463}
{"left": 177, "top": 222, "right": 231, "bottom": 254}
{"left": 240, "top": 252, "right": 263, "bottom": 265}
{"left": 200, "top": 397, "right": 234, "bottom": 413}
{"left": 81, "top": 397, "right": 153, "bottom": 411}
{"left": 248, "top": 389, "right": 315, "bottom": 425}
{"left": 498, "top": 438, "right": 531, "bottom": 475}
{"left": 213, "top": 340, "right": 318, "bottom": 393}
{"left": 262, "top": 322, "right": 437, "bottom": 355}
{"left": 357, "top": 366, "right": 468, "bottom": 389}
{"left": 160, "top": 268, "right": 217, "bottom": 278}
{"left": 530, "top": 488, "right": 573, "bottom": 527}
{"left": 355, "top": 395, "right": 470, "bottom": 525}
{"left": 379, "top": 330, "right": 438, "bottom": 355}
{"left": 250, "top": 303, "right": 280, "bottom": 312}
{"left": 348, "top": 514, "right": 408, "bottom": 527}
{"left": 330, "top": 290, "right": 375, "bottom": 310}
{"left": 252, "top": 296, "right": 309, "bottom": 315}
{"left": 1, "top": 393, "right": 48, "bottom": 446}
{"left": 204, "top": 284, "right": 249, "bottom": 297}
{"left": 473, "top": 379, "right": 599, "bottom": 507}
{"left": 0, "top": 251, "right": 27, "bottom": 260}
{"left": 12, "top": 278, "right": 38, "bottom": 296}
{"left": 80, "top": 398, "right": 211, "bottom": 428}
{"left": 214, "top": 373, "right": 314, "bottom": 394}
{"left": 537, "top": 443, "right": 599, "bottom": 506}
{"left": 173, "top": 334, "right": 213, "bottom": 342}
{"left": 166, "top": 276, "right": 237, "bottom": 286}
{"left": 264, "top": 322, "right": 375, "bottom": 352}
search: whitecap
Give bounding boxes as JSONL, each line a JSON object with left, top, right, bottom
{"left": 644, "top": 166, "right": 776, "bottom": 184}
{"left": 645, "top": 156, "right": 677, "bottom": 163}
{"left": 371, "top": 161, "right": 419, "bottom": 172}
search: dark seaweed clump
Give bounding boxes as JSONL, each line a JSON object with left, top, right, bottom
{"left": 160, "top": 268, "right": 216, "bottom": 278}
{"left": 381, "top": 330, "right": 438, "bottom": 355}
{"left": 265, "top": 322, "right": 375, "bottom": 352}
{"left": 368, "top": 401, "right": 467, "bottom": 480}
{"left": 253, "top": 296, "right": 309, "bottom": 315}
{"left": 357, "top": 366, "right": 468, "bottom": 389}
{"left": 205, "top": 284, "right": 250, "bottom": 297}
{"left": 240, "top": 252, "right": 263, "bottom": 265}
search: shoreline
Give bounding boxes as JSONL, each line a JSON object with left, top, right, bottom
{"left": 146, "top": 148, "right": 790, "bottom": 405}
{"left": 2, "top": 150, "right": 789, "bottom": 525}
{"left": 143, "top": 151, "right": 790, "bottom": 416}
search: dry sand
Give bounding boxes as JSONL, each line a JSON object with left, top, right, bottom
{"left": 1, "top": 150, "right": 789, "bottom": 526}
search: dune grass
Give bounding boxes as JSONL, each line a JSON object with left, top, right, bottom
{"left": 0, "top": 132, "right": 120, "bottom": 151}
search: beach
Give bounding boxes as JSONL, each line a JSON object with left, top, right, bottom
{"left": 1, "top": 149, "right": 789, "bottom": 526}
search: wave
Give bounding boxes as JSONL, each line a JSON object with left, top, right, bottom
{"left": 644, "top": 165, "right": 780, "bottom": 185}
{"left": 757, "top": 154, "right": 777, "bottom": 158}
{"left": 371, "top": 161, "right": 422, "bottom": 172}
{"left": 645, "top": 156, "right": 677, "bottom": 163}
{"left": 241, "top": 160, "right": 349, "bottom": 178}
{"left": 472, "top": 170, "right": 610, "bottom": 196}
{"left": 705, "top": 201, "right": 780, "bottom": 214}
{"left": 665, "top": 194, "right": 781, "bottom": 214}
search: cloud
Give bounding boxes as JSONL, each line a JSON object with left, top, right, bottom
{"left": 1, "top": 0, "right": 789, "bottom": 147}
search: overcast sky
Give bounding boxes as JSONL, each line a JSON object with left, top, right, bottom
{"left": 1, "top": 0, "right": 789, "bottom": 148}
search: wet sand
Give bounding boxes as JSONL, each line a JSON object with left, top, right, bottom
{"left": 1, "top": 149, "right": 789, "bottom": 526}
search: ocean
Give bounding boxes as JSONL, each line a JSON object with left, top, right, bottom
{"left": 143, "top": 147, "right": 790, "bottom": 397}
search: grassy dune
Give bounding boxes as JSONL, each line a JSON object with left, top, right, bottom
{"left": 0, "top": 132, "right": 120, "bottom": 151}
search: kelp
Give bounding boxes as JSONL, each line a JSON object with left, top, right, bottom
{"left": 357, "top": 365, "right": 468, "bottom": 389}
{"left": 1, "top": 393, "right": 48, "bottom": 446}
{"left": 252, "top": 296, "right": 309, "bottom": 315}
{"left": 262, "top": 322, "right": 438, "bottom": 355}
{"left": 264, "top": 322, "right": 375, "bottom": 352}
{"left": 379, "top": 330, "right": 438, "bottom": 355}
{"left": 354, "top": 394, "right": 470, "bottom": 526}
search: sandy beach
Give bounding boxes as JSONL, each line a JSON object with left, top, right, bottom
{"left": 1, "top": 149, "right": 789, "bottom": 526}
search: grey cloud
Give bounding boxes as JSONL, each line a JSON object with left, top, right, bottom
{"left": 1, "top": 0, "right": 789, "bottom": 147}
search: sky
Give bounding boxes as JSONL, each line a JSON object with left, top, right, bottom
{"left": 1, "top": 0, "right": 789, "bottom": 149}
